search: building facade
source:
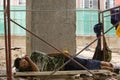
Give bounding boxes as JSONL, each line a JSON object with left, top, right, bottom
{"left": 0, "top": 0, "right": 25, "bottom": 6}
{"left": 0, "top": 0, "right": 26, "bottom": 35}
{"left": 0, "top": 0, "right": 120, "bottom": 35}
{"left": 76, "top": 0, "right": 120, "bottom": 36}
{"left": 76, "top": 0, "right": 120, "bottom": 9}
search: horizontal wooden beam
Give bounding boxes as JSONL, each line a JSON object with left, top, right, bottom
{"left": 0, "top": 70, "right": 117, "bottom": 79}
{"left": 14, "top": 70, "right": 112, "bottom": 77}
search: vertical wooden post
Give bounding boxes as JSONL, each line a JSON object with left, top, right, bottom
{"left": 4, "top": 0, "right": 12, "bottom": 79}
{"left": 98, "top": 0, "right": 100, "bottom": 23}
{"left": 7, "top": 0, "right": 12, "bottom": 79}
{"left": 98, "top": 0, "right": 102, "bottom": 51}
{"left": 3, "top": 0, "right": 9, "bottom": 79}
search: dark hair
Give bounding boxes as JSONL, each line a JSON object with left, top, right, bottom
{"left": 14, "top": 58, "right": 21, "bottom": 69}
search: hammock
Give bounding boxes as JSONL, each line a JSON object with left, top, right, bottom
{"left": 30, "top": 51, "right": 65, "bottom": 71}
{"left": 92, "top": 23, "right": 112, "bottom": 62}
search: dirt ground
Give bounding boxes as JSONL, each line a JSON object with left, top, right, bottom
{"left": 0, "top": 36, "right": 120, "bottom": 79}
{"left": 0, "top": 45, "right": 120, "bottom": 72}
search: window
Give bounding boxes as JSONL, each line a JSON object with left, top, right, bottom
{"left": 93, "top": 0, "right": 98, "bottom": 9}
{"left": 84, "top": 0, "right": 98, "bottom": 9}
{"left": 89, "top": 0, "right": 93, "bottom": 8}
{"left": 84, "top": 0, "right": 89, "bottom": 8}
{"left": 105, "top": 0, "right": 115, "bottom": 9}
{"left": 106, "top": 0, "right": 110, "bottom": 9}
{"left": 19, "top": 0, "right": 26, "bottom": 5}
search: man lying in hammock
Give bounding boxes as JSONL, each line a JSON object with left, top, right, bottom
{"left": 14, "top": 51, "right": 119, "bottom": 74}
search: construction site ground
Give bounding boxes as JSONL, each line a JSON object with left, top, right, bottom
{"left": 0, "top": 36, "right": 120, "bottom": 79}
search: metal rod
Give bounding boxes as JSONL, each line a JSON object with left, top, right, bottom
{"left": 100, "top": 5, "right": 120, "bottom": 13}
{"left": 102, "top": 13, "right": 105, "bottom": 61}
{"left": 9, "top": 8, "right": 118, "bottom": 80}
{"left": 97, "top": 0, "right": 102, "bottom": 51}
{"left": 10, "top": 19, "right": 62, "bottom": 53}
{"left": 0, "top": 9, "right": 76, "bottom": 12}
{"left": 104, "top": 11, "right": 120, "bottom": 17}
{"left": 98, "top": 0, "right": 100, "bottom": 23}
{"left": 10, "top": 19, "right": 96, "bottom": 78}
{"left": 9, "top": 3, "right": 119, "bottom": 80}
{"left": 0, "top": 10, "right": 26, "bottom": 12}
{"left": 45, "top": 22, "right": 118, "bottom": 80}
{"left": 7, "top": 0, "right": 12, "bottom": 79}
{"left": 3, "top": 0, "right": 9, "bottom": 80}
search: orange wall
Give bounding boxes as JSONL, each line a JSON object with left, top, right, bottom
{"left": 115, "top": 0, "right": 120, "bottom": 6}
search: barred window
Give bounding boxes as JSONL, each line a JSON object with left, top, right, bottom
{"left": 106, "top": 0, "right": 110, "bottom": 9}
{"left": 93, "top": 0, "right": 98, "bottom": 9}
{"left": 105, "top": 0, "right": 115, "bottom": 9}
{"left": 84, "top": 0, "right": 98, "bottom": 9}
{"left": 19, "top": 0, "right": 26, "bottom": 5}
{"left": 84, "top": 0, "right": 89, "bottom": 8}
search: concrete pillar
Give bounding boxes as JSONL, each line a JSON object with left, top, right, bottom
{"left": 26, "top": 0, "right": 76, "bottom": 55}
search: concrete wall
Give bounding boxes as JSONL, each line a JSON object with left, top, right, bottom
{"left": 26, "top": 0, "right": 76, "bottom": 55}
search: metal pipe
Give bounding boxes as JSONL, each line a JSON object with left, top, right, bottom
{"left": 0, "top": 9, "right": 76, "bottom": 12}
{"left": 10, "top": 19, "right": 62, "bottom": 53}
{"left": 104, "top": 11, "right": 120, "bottom": 17}
{"left": 45, "top": 22, "right": 119, "bottom": 80}
{"left": 97, "top": 0, "right": 102, "bottom": 51}
{"left": 102, "top": 13, "right": 105, "bottom": 61}
{"left": 10, "top": 19, "right": 96, "bottom": 78}
{"left": 3, "top": 0, "right": 9, "bottom": 80}
{"left": 7, "top": 0, "right": 12, "bottom": 79}
{"left": 98, "top": 0, "right": 100, "bottom": 23}
{"left": 100, "top": 5, "right": 120, "bottom": 13}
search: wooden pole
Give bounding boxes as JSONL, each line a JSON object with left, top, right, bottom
{"left": 7, "top": 0, "right": 12, "bottom": 79}
{"left": 98, "top": 0, "right": 100, "bottom": 23}
{"left": 3, "top": 0, "right": 9, "bottom": 80}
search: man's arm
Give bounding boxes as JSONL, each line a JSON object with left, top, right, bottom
{"left": 24, "top": 55, "right": 40, "bottom": 71}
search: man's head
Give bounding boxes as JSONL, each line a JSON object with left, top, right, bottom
{"left": 14, "top": 58, "right": 21, "bottom": 69}
{"left": 14, "top": 57, "right": 30, "bottom": 71}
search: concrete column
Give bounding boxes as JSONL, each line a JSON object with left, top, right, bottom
{"left": 26, "top": 0, "right": 76, "bottom": 55}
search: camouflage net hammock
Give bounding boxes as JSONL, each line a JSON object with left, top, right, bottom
{"left": 92, "top": 23, "right": 112, "bottom": 62}
{"left": 30, "top": 51, "right": 65, "bottom": 71}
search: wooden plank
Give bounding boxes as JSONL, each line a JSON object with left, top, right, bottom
{"left": 14, "top": 70, "right": 112, "bottom": 77}
{"left": 0, "top": 74, "right": 6, "bottom": 77}
{"left": 13, "top": 70, "right": 118, "bottom": 80}
{"left": 0, "top": 70, "right": 117, "bottom": 79}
